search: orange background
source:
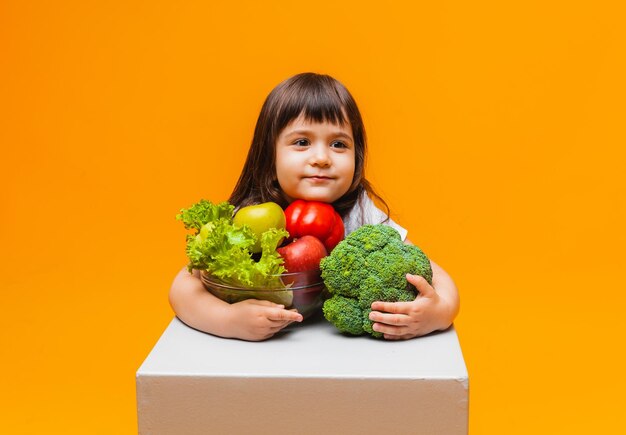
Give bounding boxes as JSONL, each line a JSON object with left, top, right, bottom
{"left": 1, "top": 1, "right": 625, "bottom": 433}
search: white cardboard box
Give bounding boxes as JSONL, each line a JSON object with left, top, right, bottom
{"left": 136, "top": 315, "right": 469, "bottom": 435}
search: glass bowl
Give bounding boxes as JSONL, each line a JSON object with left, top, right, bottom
{"left": 199, "top": 269, "right": 328, "bottom": 320}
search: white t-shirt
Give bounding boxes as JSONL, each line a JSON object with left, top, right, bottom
{"left": 342, "top": 192, "right": 408, "bottom": 241}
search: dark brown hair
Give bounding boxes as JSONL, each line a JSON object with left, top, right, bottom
{"left": 229, "top": 72, "right": 389, "bottom": 219}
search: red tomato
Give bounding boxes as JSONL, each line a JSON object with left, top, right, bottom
{"left": 284, "top": 200, "right": 345, "bottom": 252}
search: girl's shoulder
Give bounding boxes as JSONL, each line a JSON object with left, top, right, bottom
{"left": 342, "top": 191, "right": 408, "bottom": 241}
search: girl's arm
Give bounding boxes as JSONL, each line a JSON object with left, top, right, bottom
{"left": 169, "top": 267, "right": 303, "bottom": 341}
{"left": 368, "top": 239, "right": 460, "bottom": 340}
{"left": 428, "top": 259, "right": 460, "bottom": 325}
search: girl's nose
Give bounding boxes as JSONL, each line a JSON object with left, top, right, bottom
{"left": 309, "top": 144, "right": 331, "bottom": 167}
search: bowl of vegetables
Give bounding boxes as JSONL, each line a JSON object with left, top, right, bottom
{"left": 199, "top": 268, "right": 328, "bottom": 319}
{"left": 177, "top": 199, "right": 340, "bottom": 321}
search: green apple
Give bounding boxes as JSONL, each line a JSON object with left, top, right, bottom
{"left": 233, "top": 202, "right": 286, "bottom": 253}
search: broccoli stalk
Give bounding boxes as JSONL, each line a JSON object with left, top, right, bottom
{"left": 320, "top": 224, "right": 433, "bottom": 338}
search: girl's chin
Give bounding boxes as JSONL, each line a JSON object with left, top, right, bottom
{"left": 284, "top": 186, "right": 349, "bottom": 203}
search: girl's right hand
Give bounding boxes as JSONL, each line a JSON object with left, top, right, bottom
{"left": 225, "top": 299, "right": 303, "bottom": 341}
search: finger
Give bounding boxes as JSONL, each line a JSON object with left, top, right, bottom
{"left": 267, "top": 308, "right": 303, "bottom": 322}
{"left": 384, "top": 333, "right": 416, "bottom": 341}
{"left": 268, "top": 317, "right": 297, "bottom": 327}
{"left": 269, "top": 320, "right": 297, "bottom": 331}
{"left": 386, "top": 326, "right": 431, "bottom": 339}
{"left": 370, "top": 300, "right": 414, "bottom": 314}
{"left": 369, "top": 311, "right": 409, "bottom": 326}
{"left": 371, "top": 322, "right": 409, "bottom": 336}
{"left": 406, "top": 274, "right": 435, "bottom": 298}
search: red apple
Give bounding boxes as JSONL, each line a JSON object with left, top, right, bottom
{"left": 277, "top": 235, "right": 328, "bottom": 273}
{"left": 277, "top": 235, "right": 328, "bottom": 311}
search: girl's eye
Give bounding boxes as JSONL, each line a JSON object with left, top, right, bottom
{"left": 331, "top": 141, "right": 347, "bottom": 149}
{"left": 294, "top": 139, "right": 309, "bottom": 146}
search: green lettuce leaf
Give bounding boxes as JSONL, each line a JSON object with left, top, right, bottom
{"left": 176, "top": 200, "right": 234, "bottom": 233}
{"left": 179, "top": 199, "right": 289, "bottom": 291}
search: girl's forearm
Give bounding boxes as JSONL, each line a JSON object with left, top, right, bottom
{"left": 169, "top": 267, "right": 233, "bottom": 337}
{"left": 430, "top": 260, "right": 460, "bottom": 328}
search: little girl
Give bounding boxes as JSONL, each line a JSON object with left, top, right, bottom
{"left": 169, "top": 72, "right": 459, "bottom": 341}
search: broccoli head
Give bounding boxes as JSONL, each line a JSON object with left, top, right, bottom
{"left": 320, "top": 224, "right": 432, "bottom": 338}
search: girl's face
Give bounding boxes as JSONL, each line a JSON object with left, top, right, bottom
{"left": 275, "top": 114, "right": 356, "bottom": 204}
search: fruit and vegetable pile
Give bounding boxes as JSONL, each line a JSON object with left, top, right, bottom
{"left": 176, "top": 199, "right": 341, "bottom": 289}
{"left": 177, "top": 199, "right": 432, "bottom": 333}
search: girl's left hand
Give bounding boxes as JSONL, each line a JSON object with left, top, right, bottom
{"left": 369, "top": 274, "right": 454, "bottom": 340}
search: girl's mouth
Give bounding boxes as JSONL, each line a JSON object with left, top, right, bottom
{"left": 306, "top": 176, "right": 333, "bottom": 183}
{"left": 307, "top": 176, "right": 332, "bottom": 181}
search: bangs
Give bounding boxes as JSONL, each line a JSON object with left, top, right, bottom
{"left": 273, "top": 74, "right": 350, "bottom": 131}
